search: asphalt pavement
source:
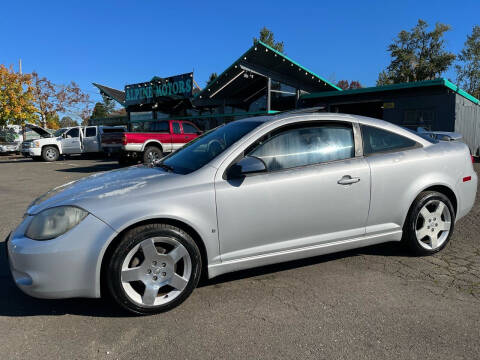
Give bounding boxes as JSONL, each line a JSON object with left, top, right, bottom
{"left": 0, "top": 156, "right": 479, "bottom": 359}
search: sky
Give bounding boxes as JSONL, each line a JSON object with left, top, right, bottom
{"left": 1, "top": 0, "right": 480, "bottom": 112}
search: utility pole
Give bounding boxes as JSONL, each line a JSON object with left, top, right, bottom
{"left": 19, "top": 59, "right": 22, "bottom": 74}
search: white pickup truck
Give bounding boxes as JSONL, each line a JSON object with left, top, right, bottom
{"left": 22, "top": 124, "right": 125, "bottom": 161}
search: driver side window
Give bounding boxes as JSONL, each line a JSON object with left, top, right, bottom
{"left": 248, "top": 123, "right": 355, "bottom": 171}
{"left": 66, "top": 128, "right": 79, "bottom": 138}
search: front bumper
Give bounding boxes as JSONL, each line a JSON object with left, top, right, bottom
{"left": 7, "top": 213, "right": 117, "bottom": 299}
{"left": 28, "top": 148, "right": 42, "bottom": 157}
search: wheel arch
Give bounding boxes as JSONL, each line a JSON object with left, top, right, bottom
{"left": 99, "top": 217, "right": 208, "bottom": 297}
{"left": 141, "top": 141, "right": 163, "bottom": 153}
{"left": 403, "top": 183, "right": 458, "bottom": 229}
{"left": 42, "top": 143, "right": 60, "bottom": 153}
{"left": 420, "top": 184, "right": 458, "bottom": 215}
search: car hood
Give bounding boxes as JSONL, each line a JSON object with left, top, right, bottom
{"left": 25, "top": 123, "right": 52, "bottom": 138}
{"left": 27, "top": 165, "right": 178, "bottom": 215}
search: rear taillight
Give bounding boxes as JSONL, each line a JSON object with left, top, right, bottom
{"left": 122, "top": 135, "right": 127, "bottom": 145}
{"left": 471, "top": 155, "right": 475, "bottom": 164}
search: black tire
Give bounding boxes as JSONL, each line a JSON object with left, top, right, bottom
{"left": 41, "top": 146, "right": 59, "bottom": 162}
{"left": 402, "top": 191, "right": 455, "bottom": 256}
{"left": 143, "top": 146, "right": 163, "bottom": 165}
{"left": 105, "top": 223, "right": 202, "bottom": 315}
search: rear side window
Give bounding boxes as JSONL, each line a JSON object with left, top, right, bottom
{"left": 249, "top": 124, "right": 355, "bottom": 171}
{"left": 85, "top": 127, "right": 96, "bottom": 137}
{"left": 182, "top": 123, "right": 198, "bottom": 134}
{"left": 361, "top": 125, "right": 417, "bottom": 155}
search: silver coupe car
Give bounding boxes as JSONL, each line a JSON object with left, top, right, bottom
{"left": 7, "top": 111, "right": 477, "bottom": 315}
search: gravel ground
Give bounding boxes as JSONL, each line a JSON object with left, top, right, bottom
{"left": 0, "top": 156, "right": 479, "bottom": 359}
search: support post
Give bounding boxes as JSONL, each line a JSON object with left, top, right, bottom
{"left": 267, "top": 77, "right": 271, "bottom": 112}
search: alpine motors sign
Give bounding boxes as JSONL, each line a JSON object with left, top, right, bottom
{"left": 125, "top": 72, "right": 193, "bottom": 106}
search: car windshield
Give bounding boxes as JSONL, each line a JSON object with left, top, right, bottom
{"left": 54, "top": 128, "right": 68, "bottom": 137}
{"left": 161, "top": 120, "right": 264, "bottom": 174}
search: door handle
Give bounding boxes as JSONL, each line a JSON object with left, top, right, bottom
{"left": 185, "top": 136, "right": 190, "bottom": 139}
{"left": 337, "top": 175, "right": 360, "bottom": 185}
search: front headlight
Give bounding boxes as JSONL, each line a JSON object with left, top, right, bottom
{"left": 33, "top": 140, "right": 40, "bottom": 148}
{"left": 25, "top": 206, "right": 88, "bottom": 240}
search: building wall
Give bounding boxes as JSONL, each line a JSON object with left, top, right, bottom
{"left": 381, "top": 89, "right": 455, "bottom": 131}
{"left": 454, "top": 95, "right": 480, "bottom": 155}
{"left": 301, "top": 87, "right": 456, "bottom": 132}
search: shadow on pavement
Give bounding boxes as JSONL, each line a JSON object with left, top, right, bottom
{"left": 55, "top": 161, "right": 122, "bottom": 174}
{"left": 0, "top": 240, "right": 410, "bottom": 318}
{"left": 0, "top": 159, "right": 34, "bottom": 164}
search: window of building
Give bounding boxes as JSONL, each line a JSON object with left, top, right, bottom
{"left": 130, "top": 111, "right": 154, "bottom": 121}
{"left": 248, "top": 124, "right": 354, "bottom": 171}
{"left": 403, "top": 109, "right": 435, "bottom": 130}
{"left": 361, "top": 125, "right": 418, "bottom": 155}
{"left": 183, "top": 123, "right": 198, "bottom": 134}
{"left": 145, "top": 121, "right": 169, "bottom": 132}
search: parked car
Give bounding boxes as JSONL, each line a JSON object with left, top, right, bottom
{"left": 6, "top": 111, "right": 477, "bottom": 315}
{"left": 0, "top": 125, "right": 23, "bottom": 154}
{"left": 22, "top": 124, "right": 125, "bottom": 161}
{"left": 101, "top": 119, "right": 202, "bottom": 165}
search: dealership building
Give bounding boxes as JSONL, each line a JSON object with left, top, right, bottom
{"left": 92, "top": 41, "right": 480, "bottom": 154}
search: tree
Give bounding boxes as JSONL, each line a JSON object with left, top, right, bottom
{"left": 377, "top": 19, "right": 455, "bottom": 85}
{"left": 101, "top": 93, "right": 116, "bottom": 114}
{"left": 31, "top": 72, "right": 90, "bottom": 128}
{"left": 336, "top": 80, "right": 363, "bottom": 90}
{"left": 455, "top": 25, "right": 480, "bottom": 99}
{"left": 60, "top": 116, "right": 78, "bottom": 127}
{"left": 46, "top": 112, "right": 60, "bottom": 130}
{"left": 90, "top": 102, "right": 108, "bottom": 119}
{"left": 206, "top": 72, "right": 218, "bottom": 85}
{"left": 0, "top": 64, "right": 37, "bottom": 128}
{"left": 253, "top": 26, "right": 284, "bottom": 53}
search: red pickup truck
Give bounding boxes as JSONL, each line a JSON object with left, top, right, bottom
{"left": 101, "top": 119, "right": 202, "bottom": 165}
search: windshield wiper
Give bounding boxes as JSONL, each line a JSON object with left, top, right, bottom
{"left": 157, "top": 163, "right": 174, "bottom": 172}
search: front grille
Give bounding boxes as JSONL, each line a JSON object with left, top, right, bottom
{"left": 22, "top": 141, "right": 32, "bottom": 150}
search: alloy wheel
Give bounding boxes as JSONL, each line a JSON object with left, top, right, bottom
{"left": 120, "top": 237, "right": 192, "bottom": 306}
{"left": 46, "top": 148, "right": 57, "bottom": 160}
{"left": 146, "top": 150, "right": 161, "bottom": 164}
{"left": 415, "top": 199, "right": 452, "bottom": 250}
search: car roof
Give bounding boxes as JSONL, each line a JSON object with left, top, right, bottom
{"left": 238, "top": 110, "right": 431, "bottom": 146}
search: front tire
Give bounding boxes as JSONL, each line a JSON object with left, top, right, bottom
{"left": 105, "top": 224, "right": 202, "bottom": 315}
{"left": 42, "top": 146, "right": 59, "bottom": 162}
{"left": 143, "top": 146, "right": 163, "bottom": 165}
{"left": 403, "top": 191, "right": 455, "bottom": 255}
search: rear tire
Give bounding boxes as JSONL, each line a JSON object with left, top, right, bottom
{"left": 42, "top": 146, "right": 59, "bottom": 162}
{"left": 105, "top": 223, "right": 202, "bottom": 315}
{"left": 403, "top": 191, "right": 455, "bottom": 256}
{"left": 143, "top": 146, "right": 163, "bottom": 165}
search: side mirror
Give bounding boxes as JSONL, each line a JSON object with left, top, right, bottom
{"left": 227, "top": 156, "right": 267, "bottom": 179}
{"left": 62, "top": 133, "right": 67, "bottom": 138}
{"left": 196, "top": 130, "right": 203, "bottom": 135}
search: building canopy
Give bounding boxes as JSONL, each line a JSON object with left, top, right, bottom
{"left": 193, "top": 41, "right": 340, "bottom": 109}
{"left": 92, "top": 40, "right": 341, "bottom": 115}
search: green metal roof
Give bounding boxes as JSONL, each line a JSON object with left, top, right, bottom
{"left": 195, "top": 41, "right": 341, "bottom": 100}
{"left": 301, "top": 78, "right": 480, "bottom": 105}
